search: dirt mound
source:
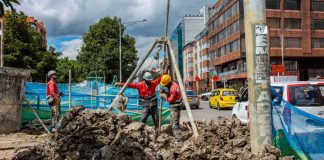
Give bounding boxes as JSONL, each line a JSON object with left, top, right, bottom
{"left": 13, "top": 107, "right": 282, "bottom": 160}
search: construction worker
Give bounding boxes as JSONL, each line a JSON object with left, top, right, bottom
{"left": 46, "top": 70, "right": 63, "bottom": 132}
{"left": 115, "top": 67, "right": 169, "bottom": 128}
{"left": 160, "top": 75, "right": 182, "bottom": 142}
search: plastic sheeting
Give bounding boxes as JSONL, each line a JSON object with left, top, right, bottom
{"left": 22, "top": 81, "right": 170, "bottom": 125}
{"left": 272, "top": 100, "right": 324, "bottom": 160}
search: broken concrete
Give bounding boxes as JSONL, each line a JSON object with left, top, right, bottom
{"left": 13, "top": 107, "right": 285, "bottom": 160}
{"left": 0, "top": 67, "right": 30, "bottom": 134}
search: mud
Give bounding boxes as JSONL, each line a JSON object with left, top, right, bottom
{"left": 13, "top": 107, "right": 283, "bottom": 160}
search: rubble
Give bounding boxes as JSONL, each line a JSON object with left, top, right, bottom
{"left": 13, "top": 107, "right": 284, "bottom": 160}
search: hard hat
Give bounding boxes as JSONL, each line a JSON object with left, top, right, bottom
{"left": 143, "top": 72, "right": 153, "bottom": 81}
{"left": 47, "top": 70, "right": 57, "bottom": 78}
{"left": 160, "top": 75, "right": 171, "bottom": 86}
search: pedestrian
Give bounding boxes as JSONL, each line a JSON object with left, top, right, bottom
{"left": 115, "top": 66, "right": 169, "bottom": 129}
{"left": 160, "top": 75, "right": 182, "bottom": 142}
{"left": 46, "top": 70, "right": 63, "bottom": 132}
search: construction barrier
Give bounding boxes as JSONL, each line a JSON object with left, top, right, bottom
{"left": 22, "top": 81, "right": 171, "bottom": 126}
{"left": 272, "top": 100, "right": 324, "bottom": 160}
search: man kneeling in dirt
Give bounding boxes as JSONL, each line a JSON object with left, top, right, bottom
{"left": 115, "top": 66, "right": 169, "bottom": 129}
{"left": 160, "top": 75, "right": 182, "bottom": 142}
{"left": 46, "top": 70, "right": 63, "bottom": 132}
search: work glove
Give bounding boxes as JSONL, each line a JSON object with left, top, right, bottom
{"left": 114, "top": 82, "right": 122, "bottom": 87}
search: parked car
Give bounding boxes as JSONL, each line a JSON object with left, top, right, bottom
{"left": 209, "top": 89, "right": 238, "bottom": 110}
{"left": 200, "top": 92, "right": 212, "bottom": 101}
{"left": 184, "top": 90, "right": 200, "bottom": 109}
{"left": 232, "top": 81, "right": 324, "bottom": 123}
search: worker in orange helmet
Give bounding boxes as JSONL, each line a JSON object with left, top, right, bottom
{"left": 160, "top": 75, "right": 182, "bottom": 142}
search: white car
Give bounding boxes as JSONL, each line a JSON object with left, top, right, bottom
{"left": 199, "top": 92, "right": 212, "bottom": 101}
{"left": 232, "top": 81, "right": 324, "bottom": 123}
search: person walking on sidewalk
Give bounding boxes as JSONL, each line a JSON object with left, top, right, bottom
{"left": 46, "top": 70, "right": 63, "bottom": 132}
{"left": 115, "top": 66, "right": 169, "bottom": 128}
{"left": 160, "top": 75, "right": 182, "bottom": 142}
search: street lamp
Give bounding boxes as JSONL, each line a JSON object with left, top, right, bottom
{"left": 119, "top": 19, "right": 147, "bottom": 82}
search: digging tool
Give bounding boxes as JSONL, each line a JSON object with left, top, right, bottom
{"left": 23, "top": 99, "right": 51, "bottom": 134}
{"left": 166, "top": 38, "right": 199, "bottom": 138}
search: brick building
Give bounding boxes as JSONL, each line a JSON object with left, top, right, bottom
{"left": 208, "top": 0, "right": 324, "bottom": 90}
{"left": 26, "top": 16, "right": 47, "bottom": 46}
{"left": 1, "top": 11, "right": 47, "bottom": 46}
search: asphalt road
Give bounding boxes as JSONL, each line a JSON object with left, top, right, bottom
{"left": 180, "top": 100, "right": 232, "bottom": 122}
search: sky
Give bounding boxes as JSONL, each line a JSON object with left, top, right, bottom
{"left": 16, "top": 0, "right": 213, "bottom": 62}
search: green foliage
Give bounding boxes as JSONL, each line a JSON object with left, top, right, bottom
{"left": 77, "top": 16, "right": 138, "bottom": 83}
{"left": 0, "top": 0, "right": 20, "bottom": 17}
{"left": 3, "top": 12, "right": 59, "bottom": 82}
{"left": 56, "top": 57, "right": 83, "bottom": 83}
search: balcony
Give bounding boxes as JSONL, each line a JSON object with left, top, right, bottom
{"left": 188, "top": 57, "right": 194, "bottom": 62}
{"left": 217, "top": 70, "right": 247, "bottom": 80}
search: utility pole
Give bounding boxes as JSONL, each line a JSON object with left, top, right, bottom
{"left": 0, "top": 19, "right": 4, "bottom": 67}
{"left": 119, "top": 19, "right": 122, "bottom": 82}
{"left": 243, "top": 0, "right": 272, "bottom": 155}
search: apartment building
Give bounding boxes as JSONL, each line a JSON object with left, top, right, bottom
{"left": 208, "top": 0, "right": 324, "bottom": 90}
{"left": 26, "top": 16, "right": 47, "bottom": 46}
{"left": 171, "top": 15, "right": 205, "bottom": 77}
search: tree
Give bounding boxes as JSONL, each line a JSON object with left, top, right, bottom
{"left": 0, "top": 0, "right": 20, "bottom": 17}
{"left": 56, "top": 57, "right": 83, "bottom": 83}
{"left": 77, "top": 16, "right": 138, "bottom": 83}
{"left": 3, "top": 12, "right": 59, "bottom": 82}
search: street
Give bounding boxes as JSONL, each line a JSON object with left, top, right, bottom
{"left": 181, "top": 100, "right": 232, "bottom": 122}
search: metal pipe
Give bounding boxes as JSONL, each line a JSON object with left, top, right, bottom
{"left": 119, "top": 19, "right": 122, "bottom": 82}
{"left": 108, "top": 40, "right": 158, "bottom": 110}
{"left": 281, "top": 30, "right": 285, "bottom": 75}
{"left": 69, "top": 69, "right": 72, "bottom": 110}
{"left": 24, "top": 99, "right": 51, "bottom": 134}
{"left": 0, "top": 19, "right": 3, "bottom": 67}
{"left": 243, "top": 0, "right": 272, "bottom": 154}
{"left": 166, "top": 38, "right": 199, "bottom": 138}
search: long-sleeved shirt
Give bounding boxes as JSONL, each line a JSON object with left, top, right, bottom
{"left": 166, "top": 82, "right": 182, "bottom": 103}
{"left": 46, "top": 80, "right": 59, "bottom": 99}
{"left": 123, "top": 76, "right": 162, "bottom": 99}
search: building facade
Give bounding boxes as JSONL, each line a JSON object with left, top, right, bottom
{"left": 171, "top": 14, "right": 205, "bottom": 77}
{"left": 1, "top": 12, "right": 47, "bottom": 46}
{"left": 207, "top": 0, "right": 324, "bottom": 90}
{"left": 26, "top": 16, "right": 47, "bottom": 46}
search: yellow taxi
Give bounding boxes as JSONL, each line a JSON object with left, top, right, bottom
{"left": 209, "top": 89, "right": 238, "bottom": 110}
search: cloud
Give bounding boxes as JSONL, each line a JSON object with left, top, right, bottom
{"left": 16, "top": 0, "right": 212, "bottom": 60}
{"left": 61, "top": 38, "right": 83, "bottom": 60}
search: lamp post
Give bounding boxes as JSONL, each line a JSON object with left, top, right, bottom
{"left": 119, "top": 19, "right": 147, "bottom": 82}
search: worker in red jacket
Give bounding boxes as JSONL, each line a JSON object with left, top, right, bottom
{"left": 115, "top": 67, "right": 169, "bottom": 128}
{"left": 160, "top": 75, "right": 182, "bottom": 142}
{"left": 46, "top": 70, "right": 63, "bottom": 132}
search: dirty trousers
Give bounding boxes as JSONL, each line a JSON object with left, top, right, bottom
{"left": 170, "top": 105, "right": 181, "bottom": 131}
{"left": 141, "top": 104, "right": 158, "bottom": 127}
{"left": 50, "top": 99, "right": 61, "bottom": 129}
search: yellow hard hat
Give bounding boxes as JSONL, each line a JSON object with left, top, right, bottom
{"left": 160, "top": 75, "right": 171, "bottom": 86}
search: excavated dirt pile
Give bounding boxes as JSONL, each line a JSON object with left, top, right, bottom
{"left": 13, "top": 107, "right": 282, "bottom": 160}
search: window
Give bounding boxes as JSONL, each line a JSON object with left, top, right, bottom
{"left": 267, "top": 18, "right": 281, "bottom": 29}
{"left": 312, "top": 38, "right": 324, "bottom": 48}
{"left": 266, "top": 0, "right": 280, "bottom": 9}
{"left": 270, "top": 37, "right": 281, "bottom": 47}
{"left": 312, "top": 19, "right": 324, "bottom": 30}
{"left": 311, "top": 1, "right": 324, "bottom": 11}
{"left": 285, "top": 18, "right": 301, "bottom": 29}
{"left": 285, "top": 0, "right": 301, "bottom": 10}
{"left": 285, "top": 37, "right": 301, "bottom": 48}
{"left": 284, "top": 61, "right": 298, "bottom": 71}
